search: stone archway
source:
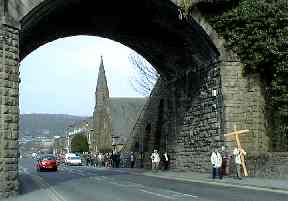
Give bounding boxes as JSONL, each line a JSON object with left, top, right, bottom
{"left": 0, "top": 0, "right": 221, "bottom": 197}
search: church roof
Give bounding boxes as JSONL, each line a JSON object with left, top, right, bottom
{"left": 109, "top": 97, "right": 147, "bottom": 143}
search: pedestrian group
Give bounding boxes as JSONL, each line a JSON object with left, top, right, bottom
{"left": 210, "top": 146, "right": 247, "bottom": 180}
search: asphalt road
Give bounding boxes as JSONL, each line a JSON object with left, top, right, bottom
{"left": 3, "top": 158, "right": 287, "bottom": 201}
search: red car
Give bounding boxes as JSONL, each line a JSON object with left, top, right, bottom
{"left": 36, "top": 155, "right": 58, "bottom": 171}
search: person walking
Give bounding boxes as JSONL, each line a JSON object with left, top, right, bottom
{"left": 162, "top": 152, "right": 169, "bottom": 170}
{"left": 97, "top": 153, "right": 103, "bottom": 168}
{"left": 233, "top": 147, "right": 246, "bottom": 180}
{"left": 86, "top": 154, "right": 91, "bottom": 166}
{"left": 151, "top": 150, "right": 160, "bottom": 171}
{"left": 211, "top": 148, "right": 222, "bottom": 179}
{"left": 130, "top": 152, "right": 135, "bottom": 168}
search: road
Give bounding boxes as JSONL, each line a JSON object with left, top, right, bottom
{"left": 4, "top": 158, "right": 287, "bottom": 201}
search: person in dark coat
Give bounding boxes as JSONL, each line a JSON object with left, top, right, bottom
{"left": 162, "top": 152, "right": 170, "bottom": 170}
{"left": 130, "top": 152, "right": 135, "bottom": 168}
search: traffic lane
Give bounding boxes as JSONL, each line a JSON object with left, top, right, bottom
{"left": 18, "top": 158, "right": 103, "bottom": 195}
{"left": 19, "top": 160, "right": 288, "bottom": 201}
{"left": 39, "top": 172, "right": 203, "bottom": 201}
{"left": 109, "top": 173, "right": 288, "bottom": 201}
{"left": 19, "top": 163, "right": 204, "bottom": 201}
{"left": 40, "top": 166, "right": 288, "bottom": 201}
{"left": 63, "top": 167, "right": 288, "bottom": 201}
{"left": 35, "top": 165, "right": 129, "bottom": 187}
{"left": 19, "top": 166, "right": 127, "bottom": 195}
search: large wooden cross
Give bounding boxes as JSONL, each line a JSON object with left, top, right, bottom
{"left": 224, "top": 126, "right": 249, "bottom": 176}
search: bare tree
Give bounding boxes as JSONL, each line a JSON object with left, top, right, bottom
{"left": 128, "top": 53, "right": 159, "bottom": 96}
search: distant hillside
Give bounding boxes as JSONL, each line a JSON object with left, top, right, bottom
{"left": 19, "top": 114, "right": 88, "bottom": 137}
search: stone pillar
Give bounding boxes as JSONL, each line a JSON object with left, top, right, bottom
{"left": 219, "top": 61, "right": 268, "bottom": 154}
{"left": 0, "top": 10, "right": 20, "bottom": 198}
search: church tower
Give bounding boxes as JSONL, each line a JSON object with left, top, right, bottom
{"left": 92, "top": 56, "right": 112, "bottom": 153}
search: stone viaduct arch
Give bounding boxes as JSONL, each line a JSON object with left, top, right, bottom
{"left": 0, "top": 0, "right": 267, "bottom": 198}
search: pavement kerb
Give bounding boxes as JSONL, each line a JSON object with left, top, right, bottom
{"left": 129, "top": 171, "right": 288, "bottom": 195}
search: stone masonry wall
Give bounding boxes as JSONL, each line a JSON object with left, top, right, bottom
{"left": 192, "top": 7, "right": 269, "bottom": 155}
{"left": 127, "top": 60, "right": 222, "bottom": 172}
{"left": 173, "top": 63, "right": 222, "bottom": 172}
{"left": 0, "top": 24, "right": 20, "bottom": 198}
{"left": 220, "top": 61, "right": 268, "bottom": 154}
{"left": 126, "top": 7, "right": 269, "bottom": 173}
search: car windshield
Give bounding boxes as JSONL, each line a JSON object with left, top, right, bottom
{"left": 41, "top": 156, "right": 56, "bottom": 161}
{"left": 70, "top": 157, "right": 81, "bottom": 160}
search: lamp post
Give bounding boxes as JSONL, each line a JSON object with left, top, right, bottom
{"left": 140, "top": 132, "right": 144, "bottom": 168}
{"left": 112, "top": 136, "right": 120, "bottom": 153}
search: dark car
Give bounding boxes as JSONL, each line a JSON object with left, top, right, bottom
{"left": 36, "top": 155, "right": 58, "bottom": 171}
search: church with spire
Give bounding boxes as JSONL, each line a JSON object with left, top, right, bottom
{"left": 92, "top": 56, "right": 112, "bottom": 152}
{"left": 92, "top": 56, "right": 146, "bottom": 153}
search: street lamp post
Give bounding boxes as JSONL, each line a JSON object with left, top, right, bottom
{"left": 66, "top": 135, "right": 70, "bottom": 153}
{"left": 140, "top": 132, "right": 144, "bottom": 168}
{"left": 112, "top": 136, "right": 120, "bottom": 153}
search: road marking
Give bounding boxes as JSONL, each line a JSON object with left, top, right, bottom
{"left": 139, "top": 189, "right": 176, "bottom": 200}
{"left": 59, "top": 166, "right": 88, "bottom": 177}
{"left": 86, "top": 172, "right": 199, "bottom": 200}
{"left": 126, "top": 181, "right": 145, "bottom": 188}
{"left": 164, "top": 189, "right": 199, "bottom": 198}
{"left": 107, "top": 181, "right": 131, "bottom": 187}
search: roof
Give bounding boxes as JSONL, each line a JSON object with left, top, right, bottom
{"left": 109, "top": 97, "right": 147, "bottom": 143}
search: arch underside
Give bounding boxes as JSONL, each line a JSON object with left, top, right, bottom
{"left": 20, "top": 0, "right": 219, "bottom": 78}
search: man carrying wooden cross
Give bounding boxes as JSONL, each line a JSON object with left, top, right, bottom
{"left": 233, "top": 147, "right": 246, "bottom": 179}
{"left": 224, "top": 127, "right": 249, "bottom": 179}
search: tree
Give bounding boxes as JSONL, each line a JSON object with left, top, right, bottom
{"left": 128, "top": 53, "right": 159, "bottom": 96}
{"left": 71, "top": 134, "right": 89, "bottom": 153}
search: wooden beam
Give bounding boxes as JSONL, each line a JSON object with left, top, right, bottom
{"left": 224, "top": 129, "right": 249, "bottom": 137}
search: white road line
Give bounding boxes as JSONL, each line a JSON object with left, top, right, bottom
{"left": 107, "top": 181, "right": 131, "bottom": 187}
{"left": 126, "top": 181, "right": 145, "bottom": 188}
{"left": 139, "top": 189, "right": 176, "bottom": 200}
{"left": 164, "top": 189, "right": 199, "bottom": 198}
{"left": 59, "top": 167, "right": 87, "bottom": 177}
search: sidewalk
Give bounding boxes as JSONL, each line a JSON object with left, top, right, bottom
{"left": 129, "top": 169, "right": 288, "bottom": 193}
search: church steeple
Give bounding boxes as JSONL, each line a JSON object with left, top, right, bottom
{"left": 96, "top": 55, "right": 108, "bottom": 93}
{"left": 92, "top": 55, "right": 112, "bottom": 153}
{"left": 95, "top": 55, "right": 109, "bottom": 107}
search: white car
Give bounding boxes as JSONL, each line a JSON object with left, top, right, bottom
{"left": 65, "top": 155, "right": 82, "bottom": 166}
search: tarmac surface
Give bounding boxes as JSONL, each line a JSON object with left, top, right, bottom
{"left": 2, "top": 158, "right": 287, "bottom": 201}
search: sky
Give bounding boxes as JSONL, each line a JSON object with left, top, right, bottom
{"left": 19, "top": 36, "right": 150, "bottom": 117}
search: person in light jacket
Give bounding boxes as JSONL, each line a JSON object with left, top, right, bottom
{"left": 233, "top": 147, "right": 246, "bottom": 179}
{"left": 211, "top": 148, "right": 222, "bottom": 179}
{"left": 151, "top": 150, "right": 160, "bottom": 171}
